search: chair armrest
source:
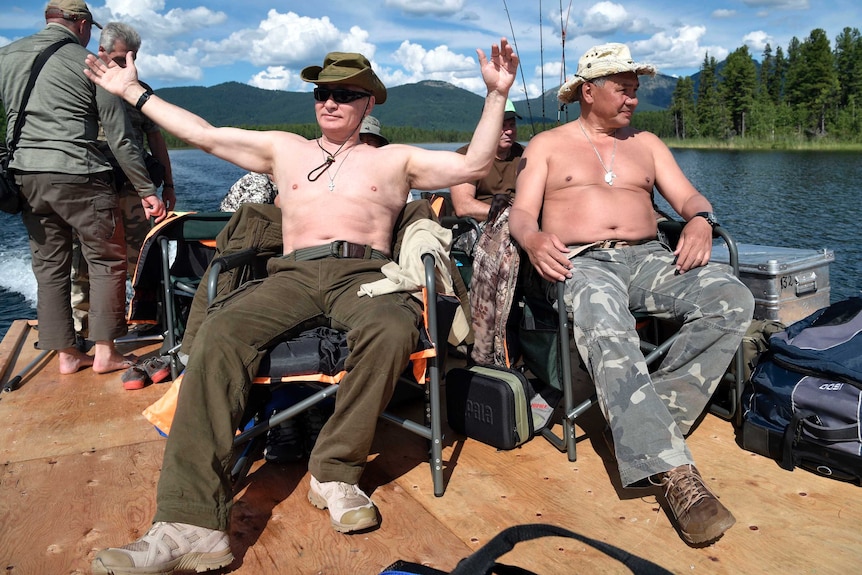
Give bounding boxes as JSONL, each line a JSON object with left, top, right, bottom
{"left": 207, "top": 247, "right": 261, "bottom": 305}
{"left": 657, "top": 219, "right": 740, "bottom": 278}
{"left": 439, "top": 216, "right": 481, "bottom": 238}
{"left": 712, "top": 225, "right": 739, "bottom": 276}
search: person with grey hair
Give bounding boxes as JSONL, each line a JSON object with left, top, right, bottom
{"left": 510, "top": 42, "right": 754, "bottom": 546}
{"left": 0, "top": 1, "right": 166, "bottom": 376}
{"left": 71, "top": 21, "right": 177, "bottom": 350}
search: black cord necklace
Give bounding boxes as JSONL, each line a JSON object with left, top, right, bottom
{"left": 306, "top": 139, "right": 344, "bottom": 182}
{"left": 305, "top": 99, "right": 371, "bottom": 183}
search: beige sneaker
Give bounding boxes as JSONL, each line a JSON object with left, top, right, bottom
{"left": 308, "top": 476, "right": 379, "bottom": 533}
{"left": 91, "top": 521, "right": 233, "bottom": 575}
{"left": 656, "top": 464, "right": 736, "bottom": 545}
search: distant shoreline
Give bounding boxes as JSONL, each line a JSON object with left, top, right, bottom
{"left": 164, "top": 129, "right": 862, "bottom": 152}
{"left": 663, "top": 138, "right": 862, "bottom": 152}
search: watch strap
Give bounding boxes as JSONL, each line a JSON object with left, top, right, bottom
{"left": 693, "top": 211, "right": 718, "bottom": 228}
{"left": 135, "top": 88, "right": 154, "bottom": 111}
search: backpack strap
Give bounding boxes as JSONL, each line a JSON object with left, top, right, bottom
{"left": 449, "top": 523, "right": 672, "bottom": 575}
{"left": 7, "top": 38, "right": 77, "bottom": 158}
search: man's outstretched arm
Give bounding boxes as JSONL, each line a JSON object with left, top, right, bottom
{"left": 85, "top": 52, "right": 278, "bottom": 175}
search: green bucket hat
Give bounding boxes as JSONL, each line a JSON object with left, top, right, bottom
{"left": 301, "top": 52, "right": 387, "bottom": 104}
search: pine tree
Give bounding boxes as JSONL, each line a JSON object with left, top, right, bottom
{"left": 696, "top": 53, "right": 725, "bottom": 138}
{"left": 722, "top": 46, "right": 757, "bottom": 137}
{"left": 834, "top": 27, "right": 862, "bottom": 107}
{"left": 670, "top": 77, "right": 696, "bottom": 138}
{"left": 786, "top": 31, "right": 839, "bottom": 135}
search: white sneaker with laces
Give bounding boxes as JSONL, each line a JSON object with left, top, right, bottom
{"left": 91, "top": 521, "right": 233, "bottom": 575}
{"left": 308, "top": 476, "right": 379, "bottom": 533}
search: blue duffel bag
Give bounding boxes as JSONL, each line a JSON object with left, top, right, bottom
{"left": 741, "top": 297, "right": 862, "bottom": 485}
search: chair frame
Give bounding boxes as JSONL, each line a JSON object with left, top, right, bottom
{"left": 538, "top": 223, "right": 745, "bottom": 461}
{"left": 207, "top": 250, "right": 449, "bottom": 496}
{"left": 159, "top": 212, "right": 234, "bottom": 380}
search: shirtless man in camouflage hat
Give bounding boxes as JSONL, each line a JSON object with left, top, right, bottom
{"left": 510, "top": 42, "right": 754, "bottom": 546}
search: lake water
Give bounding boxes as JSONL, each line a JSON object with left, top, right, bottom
{"left": 1, "top": 147, "right": 860, "bottom": 339}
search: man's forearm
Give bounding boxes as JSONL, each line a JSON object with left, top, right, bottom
{"left": 462, "top": 90, "right": 508, "bottom": 177}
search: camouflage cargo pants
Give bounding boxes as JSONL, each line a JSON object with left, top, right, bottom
{"left": 559, "top": 241, "right": 754, "bottom": 486}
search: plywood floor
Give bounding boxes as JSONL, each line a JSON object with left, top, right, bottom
{"left": 1, "top": 319, "right": 860, "bottom": 574}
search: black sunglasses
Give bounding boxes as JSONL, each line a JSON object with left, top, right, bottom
{"left": 313, "top": 87, "right": 372, "bottom": 104}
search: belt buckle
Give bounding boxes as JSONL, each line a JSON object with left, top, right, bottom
{"left": 330, "top": 241, "right": 347, "bottom": 258}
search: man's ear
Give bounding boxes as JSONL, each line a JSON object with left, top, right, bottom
{"left": 580, "top": 82, "right": 595, "bottom": 104}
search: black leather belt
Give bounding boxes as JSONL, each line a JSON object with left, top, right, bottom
{"left": 284, "top": 241, "right": 389, "bottom": 261}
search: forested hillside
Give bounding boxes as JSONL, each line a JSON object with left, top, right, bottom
{"left": 2, "top": 27, "right": 857, "bottom": 147}
{"left": 648, "top": 27, "right": 862, "bottom": 144}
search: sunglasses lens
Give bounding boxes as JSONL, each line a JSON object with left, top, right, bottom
{"left": 313, "top": 88, "right": 370, "bottom": 103}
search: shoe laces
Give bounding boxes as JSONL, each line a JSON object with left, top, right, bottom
{"left": 656, "top": 465, "right": 714, "bottom": 511}
{"left": 119, "top": 522, "right": 179, "bottom": 555}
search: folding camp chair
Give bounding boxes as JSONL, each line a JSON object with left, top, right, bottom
{"left": 439, "top": 215, "right": 481, "bottom": 287}
{"left": 197, "top": 200, "right": 462, "bottom": 497}
{"left": 517, "top": 220, "right": 746, "bottom": 461}
{"left": 122, "top": 211, "right": 234, "bottom": 379}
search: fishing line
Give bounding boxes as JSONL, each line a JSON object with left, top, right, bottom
{"left": 502, "top": 0, "right": 536, "bottom": 136}
{"left": 557, "top": 0, "right": 575, "bottom": 125}
{"left": 539, "top": 0, "right": 546, "bottom": 121}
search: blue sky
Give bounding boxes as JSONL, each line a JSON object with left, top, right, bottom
{"left": 2, "top": 1, "right": 856, "bottom": 100}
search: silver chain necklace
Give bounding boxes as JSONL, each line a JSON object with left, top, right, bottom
{"left": 578, "top": 120, "right": 617, "bottom": 186}
{"left": 320, "top": 141, "right": 356, "bottom": 192}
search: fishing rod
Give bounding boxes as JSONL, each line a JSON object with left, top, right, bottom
{"left": 501, "top": 0, "right": 537, "bottom": 136}
{"left": 539, "top": 0, "right": 546, "bottom": 122}
{"left": 557, "top": 0, "right": 574, "bottom": 126}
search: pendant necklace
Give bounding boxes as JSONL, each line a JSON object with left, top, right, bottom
{"left": 578, "top": 120, "right": 617, "bottom": 186}
{"left": 320, "top": 140, "right": 356, "bottom": 192}
{"left": 307, "top": 138, "right": 350, "bottom": 186}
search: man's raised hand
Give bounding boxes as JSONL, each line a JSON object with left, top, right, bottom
{"left": 477, "top": 37, "right": 519, "bottom": 95}
{"left": 84, "top": 51, "right": 140, "bottom": 100}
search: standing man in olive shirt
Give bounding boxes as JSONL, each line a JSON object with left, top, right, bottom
{"left": 0, "top": 0, "right": 166, "bottom": 374}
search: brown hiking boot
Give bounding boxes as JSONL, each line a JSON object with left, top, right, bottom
{"left": 655, "top": 464, "right": 736, "bottom": 545}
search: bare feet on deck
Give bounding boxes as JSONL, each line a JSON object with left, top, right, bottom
{"left": 58, "top": 343, "right": 136, "bottom": 375}
{"left": 58, "top": 347, "right": 94, "bottom": 374}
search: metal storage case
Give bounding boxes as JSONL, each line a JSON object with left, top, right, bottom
{"left": 711, "top": 243, "right": 834, "bottom": 325}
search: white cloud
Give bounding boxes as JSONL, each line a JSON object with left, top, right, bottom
{"left": 632, "top": 25, "right": 728, "bottom": 73}
{"left": 743, "top": 30, "right": 773, "bottom": 53}
{"left": 384, "top": 0, "right": 465, "bottom": 17}
{"left": 742, "top": 0, "right": 810, "bottom": 9}
{"left": 182, "top": 12, "right": 375, "bottom": 74}
{"left": 136, "top": 51, "right": 203, "bottom": 83}
{"left": 389, "top": 40, "right": 482, "bottom": 91}
{"left": 712, "top": 9, "right": 736, "bottom": 18}
{"left": 581, "top": 2, "right": 630, "bottom": 35}
{"left": 97, "top": 0, "right": 227, "bottom": 38}
{"left": 248, "top": 66, "right": 300, "bottom": 91}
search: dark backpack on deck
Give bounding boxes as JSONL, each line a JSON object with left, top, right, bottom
{"left": 741, "top": 297, "right": 862, "bottom": 485}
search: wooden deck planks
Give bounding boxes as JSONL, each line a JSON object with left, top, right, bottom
{"left": 2, "top": 322, "right": 862, "bottom": 574}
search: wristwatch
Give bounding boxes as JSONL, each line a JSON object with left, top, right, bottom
{"left": 692, "top": 211, "right": 719, "bottom": 228}
{"left": 135, "top": 88, "right": 154, "bottom": 111}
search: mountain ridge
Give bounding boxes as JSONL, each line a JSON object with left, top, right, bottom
{"left": 154, "top": 74, "right": 677, "bottom": 130}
